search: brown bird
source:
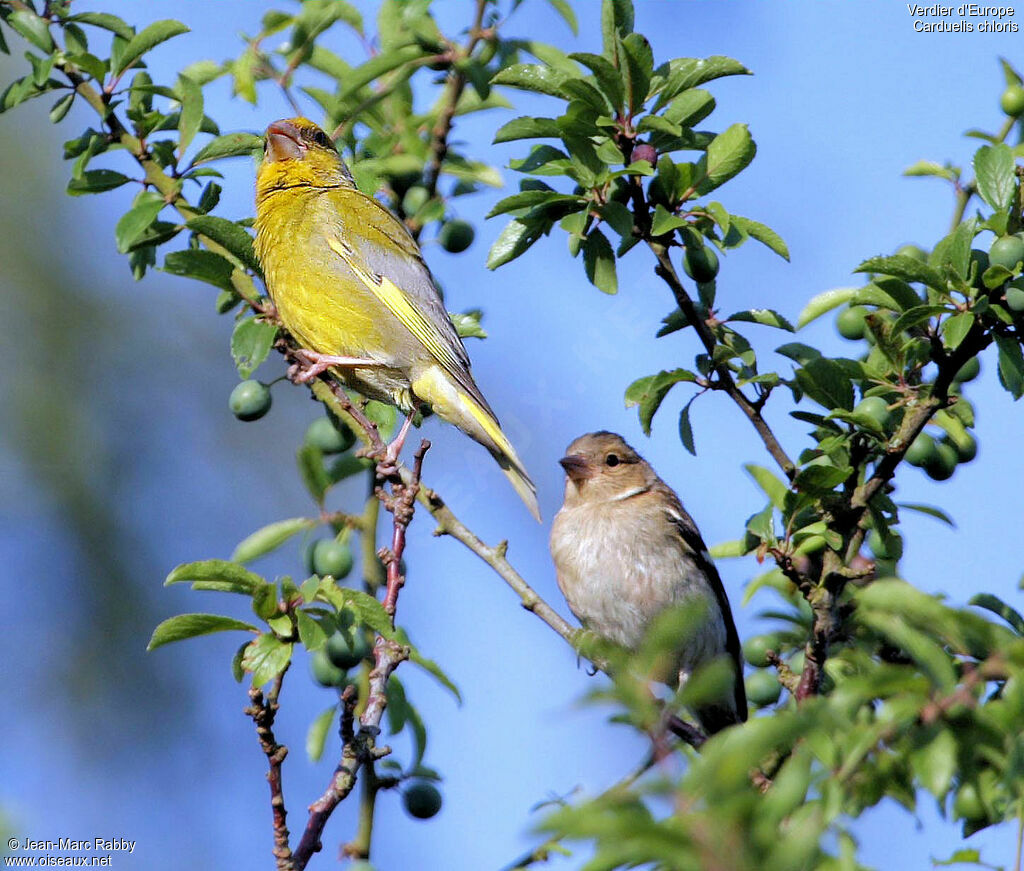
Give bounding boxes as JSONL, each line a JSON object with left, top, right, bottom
{"left": 549, "top": 432, "right": 747, "bottom": 735}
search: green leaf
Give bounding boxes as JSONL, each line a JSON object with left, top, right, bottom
{"left": 601, "top": 0, "right": 634, "bottom": 58}
{"left": 231, "top": 317, "right": 278, "bottom": 379}
{"left": 176, "top": 74, "right": 204, "bottom": 156}
{"left": 625, "top": 368, "right": 697, "bottom": 434}
{"left": 855, "top": 255, "right": 946, "bottom": 294}
{"left": 910, "top": 728, "right": 956, "bottom": 799}
{"left": 973, "top": 143, "right": 1016, "bottom": 212}
{"left": 187, "top": 132, "right": 261, "bottom": 166}
{"left": 678, "top": 398, "right": 696, "bottom": 455}
{"left": 165, "top": 559, "right": 265, "bottom": 593}
{"left": 569, "top": 52, "right": 623, "bottom": 110}
{"left": 746, "top": 503, "right": 775, "bottom": 543}
{"left": 147, "top": 613, "right": 257, "bottom": 651}
{"left": 306, "top": 705, "right": 336, "bottom": 762}
{"left": 898, "top": 503, "right": 955, "bottom": 528}
{"left": 729, "top": 215, "right": 790, "bottom": 261}
{"left": 242, "top": 633, "right": 293, "bottom": 688}
{"left": 486, "top": 190, "right": 581, "bottom": 218}
{"left": 49, "top": 92, "right": 74, "bottom": 123}
{"left": 620, "top": 32, "right": 653, "bottom": 113}
{"left": 449, "top": 310, "right": 487, "bottom": 340}
{"left": 162, "top": 249, "right": 236, "bottom": 292}
{"left": 491, "top": 63, "right": 569, "bottom": 99}
{"left": 696, "top": 123, "right": 756, "bottom": 195}
{"left": 492, "top": 115, "right": 561, "bottom": 144}
{"left": 486, "top": 216, "right": 545, "bottom": 270}
{"left": 297, "top": 444, "right": 332, "bottom": 506}
{"left": 650, "top": 204, "right": 687, "bottom": 236}
{"left": 185, "top": 215, "right": 258, "bottom": 270}
{"left": 545, "top": 0, "right": 579, "bottom": 34}
{"left": 727, "top": 309, "right": 794, "bottom": 331}
{"left": 744, "top": 464, "right": 788, "bottom": 510}
{"left": 113, "top": 20, "right": 189, "bottom": 76}
{"left": 509, "top": 143, "right": 571, "bottom": 174}
{"left": 7, "top": 10, "right": 55, "bottom": 52}
{"left": 407, "top": 642, "right": 462, "bottom": 703}
{"left": 941, "top": 312, "right": 974, "bottom": 350}
{"left": 582, "top": 229, "right": 617, "bottom": 294}
{"left": 795, "top": 358, "right": 854, "bottom": 411}
{"left": 797, "top": 288, "right": 858, "bottom": 328}
{"left": 114, "top": 191, "right": 166, "bottom": 253}
{"left": 651, "top": 56, "right": 751, "bottom": 110}
{"left": 994, "top": 334, "right": 1024, "bottom": 399}
{"left": 969, "top": 593, "right": 1024, "bottom": 635}
{"left": 903, "top": 160, "right": 958, "bottom": 182}
{"left": 67, "top": 11, "right": 134, "bottom": 40}
{"left": 66, "top": 169, "right": 131, "bottom": 196}
{"left": 232, "top": 517, "right": 315, "bottom": 564}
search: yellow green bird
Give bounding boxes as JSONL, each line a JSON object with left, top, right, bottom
{"left": 254, "top": 118, "right": 539, "bottom": 520}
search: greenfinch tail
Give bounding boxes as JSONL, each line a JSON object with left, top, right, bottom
{"left": 411, "top": 365, "right": 539, "bottom": 521}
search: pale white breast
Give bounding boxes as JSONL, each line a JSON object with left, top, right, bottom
{"left": 550, "top": 498, "right": 726, "bottom": 676}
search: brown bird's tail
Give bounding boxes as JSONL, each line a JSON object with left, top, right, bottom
{"left": 412, "top": 366, "right": 540, "bottom": 521}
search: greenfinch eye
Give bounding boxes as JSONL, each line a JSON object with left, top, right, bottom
{"left": 605, "top": 454, "right": 620, "bottom": 467}
{"left": 310, "top": 129, "right": 332, "bottom": 148}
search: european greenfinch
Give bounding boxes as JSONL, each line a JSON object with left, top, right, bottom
{"left": 549, "top": 432, "right": 747, "bottom": 734}
{"left": 254, "top": 118, "right": 539, "bottom": 520}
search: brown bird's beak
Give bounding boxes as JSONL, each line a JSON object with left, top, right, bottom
{"left": 559, "top": 454, "right": 593, "bottom": 482}
{"left": 264, "top": 120, "right": 304, "bottom": 162}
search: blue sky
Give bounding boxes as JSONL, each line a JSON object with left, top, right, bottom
{"left": 1, "top": 1, "right": 1021, "bottom": 868}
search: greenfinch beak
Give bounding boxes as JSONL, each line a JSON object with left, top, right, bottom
{"left": 264, "top": 120, "right": 304, "bottom": 162}
{"left": 559, "top": 454, "right": 592, "bottom": 481}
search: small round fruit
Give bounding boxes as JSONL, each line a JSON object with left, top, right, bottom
{"left": 326, "top": 627, "right": 372, "bottom": 670}
{"left": 924, "top": 441, "right": 958, "bottom": 481}
{"left": 438, "top": 220, "right": 475, "bottom": 253}
{"left": 229, "top": 380, "right": 272, "bottom": 421}
{"left": 1004, "top": 284, "right": 1024, "bottom": 313}
{"left": 953, "top": 782, "right": 985, "bottom": 821}
{"left": 683, "top": 244, "right": 719, "bottom": 283}
{"left": 305, "top": 416, "right": 355, "bottom": 454}
{"left": 742, "top": 634, "right": 779, "bottom": 668}
{"left": 312, "top": 539, "right": 354, "bottom": 579}
{"left": 630, "top": 142, "right": 657, "bottom": 165}
{"left": 989, "top": 235, "right": 1024, "bottom": 271}
{"left": 403, "top": 781, "right": 442, "bottom": 819}
{"left": 1000, "top": 83, "right": 1024, "bottom": 117}
{"left": 947, "top": 432, "right": 977, "bottom": 463}
{"left": 867, "top": 528, "right": 903, "bottom": 561}
{"left": 311, "top": 648, "right": 348, "bottom": 688}
{"left": 854, "top": 396, "right": 891, "bottom": 430}
{"left": 401, "top": 185, "right": 430, "bottom": 216}
{"left": 905, "top": 432, "right": 938, "bottom": 467}
{"left": 745, "top": 670, "right": 781, "bottom": 707}
{"left": 953, "top": 357, "right": 980, "bottom": 383}
{"left": 895, "top": 244, "right": 928, "bottom": 262}
{"left": 837, "top": 305, "right": 868, "bottom": 340}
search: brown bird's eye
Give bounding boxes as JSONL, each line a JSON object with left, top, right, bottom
{"left": 312, "top": 129, "right": 332, "bottom": 148}
{"left": 605, "top": 453, "right": 620, "bottom": 467}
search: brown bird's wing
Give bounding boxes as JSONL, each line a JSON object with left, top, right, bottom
{"left": 661, "top": 489, "right": 748, "bottom": 727}
{"left": 325, "top": 188, "right": 497, "bottom": 420}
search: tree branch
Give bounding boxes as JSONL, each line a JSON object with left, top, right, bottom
{"left": 245, "top": 675, "right": 294, "bottom": 871}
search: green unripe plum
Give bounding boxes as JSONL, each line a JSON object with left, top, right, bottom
{"left": 895, "top": 244, "right": 928, "bottom": 262}
{"left": 867, "top": 528, "right": 903, "bottom": 561}
{"left": 745, "top": 670, "right": 781, "bottom": 707}
{"left": 788, "top": 650, "right": 806, "bottom": 678}
{"left": 953, "top": 357, "right": 980, "bottom": 383}
{"left": 837, "top": 305, "right": 868, "bottom": 340}
{"left": 742, "top": 634, "right": 780, "bottom": 668}
{"left": 310, "top": 648, "right": 348, "bottom": 688}
{"left": 401, "top": 186, "right": 430, "bottom": 216}
{"left": 305, "top": 416, "right": 355, "bottom": 454}
{"left": 403, "top": 781, "right": 443, "bottom": 819}
{"left": 438, "top": 220, "right": 475, "bottom": 253}
{"left": 989, "top": 235, "right": 1024, "bottom": 271}
{"left": 1000, "top": 83, "right": 1024, "bottom": 117}
{"left": 1004, "top": 283, "right": 1024, "bottom": 313}
{"left": 683, "top": 244, "right": 719, "bottom": 283}
{"left": 229, "top": 380, "right": 272, "bottom": 421}
{"left": 326, "top": 626, "right": 372, "bottom": 670}
{"left": 947, "top": 432, "right": 977, "bottom": 463}
{"left": 854, "top": 396, "right": 891, "bottom": 430}
{"left": 953, "top": 782, "right": 986, "bottom": 821}
{"left": 905, "top": 432, "right": 938, "bottom": 467}
{"left": 925, "top": 441, "right": 958, "bottom": 481}
{"left": 312, "top": 539, "right": 354, "bottom": 579}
